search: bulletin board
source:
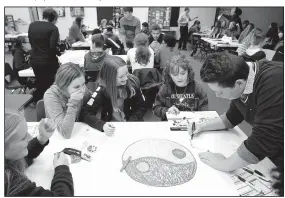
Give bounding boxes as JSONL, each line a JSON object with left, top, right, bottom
{"left": 148, "top": 7, "right": 171, "bottom": 30}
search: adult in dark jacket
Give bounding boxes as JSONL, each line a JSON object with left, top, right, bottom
{"left": 263, "top": 22, "right": 279, "bottom": 50}
{"left": 192, "top": 52, "right": 283, "bottom": 172}
{"left": 81, "top": 56, "right": 147, "bottom": 135}
{"left": 5, "top": 108, "right": 74, "bottom": 196}
{"left": 28, "top": 8, "right": 60, "bottom": 103}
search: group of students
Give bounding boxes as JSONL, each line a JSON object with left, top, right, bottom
{"left": 5, "top": 49, "right": 284, "bottom": 195}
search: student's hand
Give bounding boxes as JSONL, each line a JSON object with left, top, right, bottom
{"left": 167, "top": 106, "right": 180, "bottom": 115}
{"left": 103, "top": 123, "right": 115, "bottom": 136}
{"left": 199, "top": 151, "right": 227, "bottom": 172}
{"left": 70, "top": 89, "right": 85, "bottom": 101}
{"left": 53, "top": 152, "right": 70, "bottom": 168}
{"left": 37, "top": 118, "right": 56, "bottom": 145}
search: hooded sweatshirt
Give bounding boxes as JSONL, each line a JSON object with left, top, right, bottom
{"left": 44, "top": 84, "right": 91, "bottom": 138}
{"left": 84, "top": 51, "right": 109, "bottom": 71}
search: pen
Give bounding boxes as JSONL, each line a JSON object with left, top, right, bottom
{"left": 243, "top": 168, "right": 272, "bottom": 183}
{"left": 191, "top": 122, "right": 196, "bottom": 140}
{"left": 237, "top": 175, "right": 263, "bottom": 193}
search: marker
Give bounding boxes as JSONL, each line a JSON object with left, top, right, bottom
{"left": 237, "top": 175, "right": 263, "bottom": 193}
{"left": 243, "top": 168, "right": 272, "bottom": 183}
{"left": 191, "top": 122, "right": 196, "bottom": 140}
{"left": 120, "top": 156, "right": 132, "bottom": 172}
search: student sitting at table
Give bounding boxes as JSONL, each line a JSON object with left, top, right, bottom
{"left": 274, "top": 26, "right": 284, "bottom": 54}
{"left": 222, "top": 21, "right": 240, "bottom": 39}
{"left": 81, "top": 56, "right": 147, "bottom": 135}
{"left": 194, "top": 51, "right": 283, "bottom": 172}
{"left": 238, "top": 23, "right": 254, "bottom": 44}
{"left": 103, "top": 25, "right": 123, "bottom": 55}
{"left": 148, "top": 23, "right": 164, "bottom": 55}
{"left": 155, "top": 34, "right": 179, "bottom": 72}
{"left": 92, "top": 28, "right": 101, "bottom": 35}
{"left": 242, "top": 20, "right": 249, "bottom": 30}
{"left": 263, "top": 22, "right": 279, "bottom": 50}
{"left": 241, "top": 28, "right": 266, "bottom": 61}
{"left": 141, "top": 22, "right": 150, "bottom": 36}
{"left": 127, "top": 33, "right": 154, "bottom": 71}
{"left": 189, "top": 20, "right": 201, "bottom": 57}
{"left": 44, "top": 63, "right": 91, "bottom": 139}
{"left": 153, "top": 54, "right": 208, "bottom": 121}
{"left": 5, "top": 21, "right": 18, "bottom": 35}
{"left": 99, "top": 19, "right": 108, "bottom": 34}
{"left": 4, "top": 108, "right": 74, "bottom": 196}
{"left": 209, "top": 21, "right": 222, "bottom": 39}
{"left": 67, "top": 17, "right": 85, "bottom": 45}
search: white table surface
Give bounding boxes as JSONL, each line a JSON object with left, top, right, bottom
{"left": 18, "top": 52, "right": 128, "bottom": 77}
{"left": 5, "top": 32, "right": 28, "bottom": 39}
{"left": 25, "top": 111, "right": 276, "bottom": 196}
{"left": 201, "top": 37, "right": 240, "bottom": 48}
{"left": 262, "top": 49, "right": 276, "bottom": 61}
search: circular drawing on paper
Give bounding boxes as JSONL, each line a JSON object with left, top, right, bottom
{"left": 121, "top": 138, "right": 197, "bottom": 187}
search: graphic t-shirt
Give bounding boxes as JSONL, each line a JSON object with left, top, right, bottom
{"left": 170, "top": 84, "right": 199, "bottom": 111}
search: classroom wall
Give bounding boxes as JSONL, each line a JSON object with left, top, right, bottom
{"left": 37, "top": 7, "right": 98, "bottom": 40}
{"left": 175, "top": 7, "right": 217, "bottom": 39}
{"left": 241, "top": 7, "right": 284, "bottom": 33}
{"left": 5, "top": 7, "right": 31, "bottom": 33}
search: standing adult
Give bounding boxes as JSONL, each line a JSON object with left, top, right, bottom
{"left": 177, "top": 7, "right": 196, "bottom": 51}
{"left": 119, "top": 7, "right": 141, "bottom": 50}
{"left": 28, "top": 8, "right": 60, "bottom": 103}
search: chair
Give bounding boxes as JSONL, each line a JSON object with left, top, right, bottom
{"left": 36, "top": 99, "right": 46, "bottom": 121}
{"left": 5, "top": 63, "right": 27, "bottom": 94}
{"left": 195, "top": 40, "right": 215, "bottom": 62}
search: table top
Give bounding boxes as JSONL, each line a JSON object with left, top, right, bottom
{"left": 201, "top": 37, "right": 240, "bottom": 48}
{"left": 5, "top": 94, "right": 33, "bottom": 111}
{"left": 25, "top": 111, "right": 276, "bottom": 196}
{"left": 5, "top": 33, "right": 28, "bottom": 39}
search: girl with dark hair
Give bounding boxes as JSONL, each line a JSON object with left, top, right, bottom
{"left": 263, "top": 22, "right": 279, "bottom": 50}
{"left": 127, "top": 33, "right": 154, "bottom": 71}
{"left": 4, "top": 108, "right": 74, "bottom": 196}
{"left": 209, "top": 21, "right": 222, "bottom": 39}
{"left": 153, "top": 54, "right": 208, "bottom": 120}
{"left": 67, "top": 17, "right": 85, "bottom": 45}
{"left": 82, "top": 56, "right": 147, "bottom": 134}
{"left": 188, "top": 20, "right": 201, "bottom": 56}
{"left": 44, "top": 63, "right": 91, "bottom": 139}
{"left": 28, "top": 8, "right": 60, "bottom": 103}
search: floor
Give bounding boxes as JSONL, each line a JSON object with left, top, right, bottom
{"left": 4, "top": 44, "right": 252, "bottom": 136}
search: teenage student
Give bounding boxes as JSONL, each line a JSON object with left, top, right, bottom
{"left": 44, "top": 63, "right": 91, "bottom": 139}
{"left": 153, "top": 54, "right": 208, "bottom": 120}
{"left": 81, "top": 56, "right": 147, "bottom": 135}
{"left": 5, "top": 108, "right": 74, "bottom": 196}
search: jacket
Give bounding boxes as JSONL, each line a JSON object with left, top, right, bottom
{"left": 153, "top": 81, "right": 208, "bottom": 120}
{"left": 84, "top": 51, "right": 109, "bottom": 72}
{"left": 81, "top": 84, "right": 147, "bottom": 131}
{"left": 132, "top": 68, "right": 162, "bottom": 90}
{"left": 5, "top": 137, "right": 74, "bottom": 196}
{"left": 103, "top": 32, "right": 123, "bottom": 55}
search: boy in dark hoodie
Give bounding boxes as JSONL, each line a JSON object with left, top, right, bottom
{"left": 103, "top": 25, "right": 123, "bottom": 55}
{"left": 84, "top": 34, "right": 110, "bottom": 85}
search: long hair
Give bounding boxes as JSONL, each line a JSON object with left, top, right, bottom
{"left": 14, "top": 36, "right": 26, "bottom": 49}
{"left": 98, "top": 56, "right": 139, "bottom": 112}
{"left": 238, "top": 23, "right": 255, "bottom": 43}
{"left": 134, "top": 33, "right": 151, "bottom": 66}
{"left": 163, "top": 54, "right": 195, "bottom": 85}
{"left": 5, "top": 108, "right": 29, "bottom": 196}
{"left": 55, "top": 62, "right": 85, "bottom": 91}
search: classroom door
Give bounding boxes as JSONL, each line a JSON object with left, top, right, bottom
{"left": 97, "top": 7, "right": 113, "bottom": 26}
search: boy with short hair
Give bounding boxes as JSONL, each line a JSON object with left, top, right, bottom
{"left": 119, "top": 7, "right": 141, "bottom": 50}
{"left": 149, "top": 23, "right": 164, "bottom": 55}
